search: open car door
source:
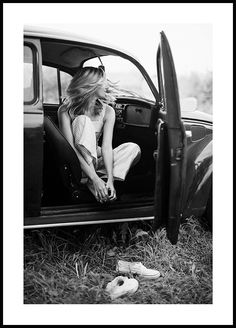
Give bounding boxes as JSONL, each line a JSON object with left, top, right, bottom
{"left": 154, "top": 31, "right": 187, "bottom": 244}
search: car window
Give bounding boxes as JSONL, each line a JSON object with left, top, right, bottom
{"left": 60, "top": 71, "right": 72, "bottom": 100}
{"left": 83, "top": 56, "right": 155, "bottom": 102}
{"left": 42, "top": 66, "right": 72, "bottom": 104}
{"left": 42, "top": 66, "right": 59, "bottom": 104}
{"left": 24, "top": 45, "right": 35, "bottom": 103}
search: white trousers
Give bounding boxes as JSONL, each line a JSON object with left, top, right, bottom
{"left": 96, "top": 142, "right": 141, "bottom": 181}
{"left": 81, "top": 142, "right": 141, "bottom": 184}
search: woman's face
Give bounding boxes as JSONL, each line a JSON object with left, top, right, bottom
{"left": 95, "top": 78, "right": 108, "bottom": 100}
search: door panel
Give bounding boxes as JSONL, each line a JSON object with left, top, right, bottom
{"left": 154, "top": 32, "right": 187, "bottom": 244}
{"left": 153, "top": 118, "right": 170, "bottom": 229}
{"left": 24, "top": 39, "right": 44, "bottom": 217}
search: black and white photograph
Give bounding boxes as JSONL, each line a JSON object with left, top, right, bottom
{"left": 3, "top": 2, "right": 233, "bottom": 326}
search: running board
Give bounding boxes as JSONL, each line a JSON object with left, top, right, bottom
{"left": 24, "top": 202, "right": 154, "bottom": 229}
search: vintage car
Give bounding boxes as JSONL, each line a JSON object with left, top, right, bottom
{"left": 24, "top": 25, "right": 212, "bottom": 244}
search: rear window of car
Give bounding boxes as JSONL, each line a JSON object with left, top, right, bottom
{"left": 24, "top": 45, "right": 35, "bottom": 103}
{"left": 42, "top": 66, "right": 72, "bottom": 104}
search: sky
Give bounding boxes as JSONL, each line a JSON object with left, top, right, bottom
{"left": 30, "top": 23, "right": 212, "bottom": 78}
{"left": 3, "top": 3, "right": 233, "bottom": 326}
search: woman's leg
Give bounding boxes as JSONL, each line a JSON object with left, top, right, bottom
{"left": 96, "top": 142, "right": 141, "bottom": 181}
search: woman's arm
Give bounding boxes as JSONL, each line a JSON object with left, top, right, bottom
{"left": 101, "top": 105, "right": 116, "bottom": 200}
{"left": 73, "top": 145, "right": 97, "bottom": 180}
{"left": 58, "top": 108, "right": 108, "bottom": 202}
{"left": 74, "top": 145, "right": 109, "bottom": 202}
{"left": 58, "top": 109, "right": 96, "bottom": 179}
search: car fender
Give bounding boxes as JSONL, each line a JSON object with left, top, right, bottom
{"left": 183, "top": 137, "right": 212, "bottom": 218}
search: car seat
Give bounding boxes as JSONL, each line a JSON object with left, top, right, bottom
{"left": 43, "top": 114, "right": 83, "bottom": 203}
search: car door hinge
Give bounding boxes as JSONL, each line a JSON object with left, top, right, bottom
{"left": 172, "top": 147, "right": 183, "bottom": 161}
{"left": 153, "top": 150, "right": 158, "bottom": 160}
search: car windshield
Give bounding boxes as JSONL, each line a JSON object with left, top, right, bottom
{"left": 111, "top": 87, "right": 143, "bottom": 98}
{"left": 84, "top": 56, "right": 156, "bottom": 102}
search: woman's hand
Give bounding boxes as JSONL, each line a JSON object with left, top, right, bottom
{"left": 92, "top": 176, "right": 109, "bottom": 203}
{"left": 105, "top": 179, "right": 117, "bottom": 202}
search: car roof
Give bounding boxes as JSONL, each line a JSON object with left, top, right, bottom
{"left": 24, "top": 25, "right": 113, "bottom": 46}
{"left": 24, "top": 25, "right": 140, "bottom": 66}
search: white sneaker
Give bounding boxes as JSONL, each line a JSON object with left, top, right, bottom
{"left": 116, "top": 260, "right": 160, "bottom": 280}
{"left": 105, "top": 276, "right": 139, "bottom": 300}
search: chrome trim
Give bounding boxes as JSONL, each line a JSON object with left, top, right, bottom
{"left": 24, "top": 216, "right": 155, "bottom": 229}
{"left": 186, "top": 130, "right": 192, "bottom": 138}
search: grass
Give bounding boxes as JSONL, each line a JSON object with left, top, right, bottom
{"left": 24, "top": 216, "right": 212, "bottom": 304}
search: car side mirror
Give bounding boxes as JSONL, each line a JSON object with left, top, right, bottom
{"left": 180, "top": 97, "right": 198, "bottom": 112}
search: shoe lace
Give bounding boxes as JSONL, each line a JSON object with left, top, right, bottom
{"left": 128, "top": 262, "right": 144, "bottom": 275}
{"left": 117, "top": 261, "right": 144, "bottom": 274}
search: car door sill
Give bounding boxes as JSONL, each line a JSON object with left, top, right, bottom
{"left": 24, "top": 197, "right": 155, "bottom": 228}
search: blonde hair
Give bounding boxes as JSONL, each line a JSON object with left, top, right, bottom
{"left": 64, "top": 66, "right": 115, "bottom": 121}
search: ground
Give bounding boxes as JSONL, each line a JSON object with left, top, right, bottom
{"left": 24, "top": 216, "right": 212, "bottom": 304}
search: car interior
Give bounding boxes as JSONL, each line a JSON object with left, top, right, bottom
{"left": 41, "top": 40, "right": 159, "bottom": 209}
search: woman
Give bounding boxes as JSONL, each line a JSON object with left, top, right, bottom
{"left": 58, "top": 66, "right": 141, "bottom": 203}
